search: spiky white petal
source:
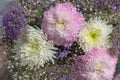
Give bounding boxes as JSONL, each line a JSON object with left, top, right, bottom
{"left": 13, "top": 25, "right": 56, "bottom": 68}
{"left": 78, "top": 17, "right": 113, "bottom": 52}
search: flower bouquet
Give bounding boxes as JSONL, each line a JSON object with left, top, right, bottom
{"left": 0, "top": 0, "right": 120, "bottom": 80}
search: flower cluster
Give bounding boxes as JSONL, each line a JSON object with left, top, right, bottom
{"left": 0, "top": 0, "right": 119, "bottom": 80}
{"left": 2, "top": 5, "right": 27, "bottom": 43}
{"left": 111, "top": 23, "right": 120, "bottom": 56}
{"left": 74, "top": 0, "right": 120, "bottom": 25}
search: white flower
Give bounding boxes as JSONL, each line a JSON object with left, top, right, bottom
{"left": 13, "top": 25, "right": 56, "bottom": 68}
{"left": 78, "top": 17, "right": 113, "bottom": 52}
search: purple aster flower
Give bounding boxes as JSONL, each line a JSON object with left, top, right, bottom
{"left": 56, "top": 46, "right": 69, "bottom": 60}
{"left": 2, "top": 5, "right": 27, "bottom": 43}
{"left": 111, "top": 23, "right": 120, "bottom": 56}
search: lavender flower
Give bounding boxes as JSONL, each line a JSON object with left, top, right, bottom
{"left": 111, "top": 23, "right": 120, "bottom": 56}
{"left": 74, "top": 0, "right": 120, "bottom": 25}
{"left": 2, "top": 5, "right": 27, "bottom": 43}
{"left": 94, "top": 0, "right": 120, "bottom": 13}
{"left": 44, "top": 56, "right": 75, "bottom": 80}
{"left": 7, "top": 52, "right": 75, "bottom": 80}
{"left": 19, "top": 0, "right": 56, "bottom": 27}
{"left": 56, "top": 47, "right": 69, "bottom": 60}
{"left": 74, "top": 0, "right": 120, "bottom": 13}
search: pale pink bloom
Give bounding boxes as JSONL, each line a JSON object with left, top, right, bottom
{"left": 74, "top": 48, "right": 118, "bottom": 80}
{"left": 41, "top": 2, "right": 85, "bottom": 47}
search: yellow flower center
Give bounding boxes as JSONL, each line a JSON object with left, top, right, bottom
{"left": 27, "top": 38, "right": 40, "bottom": 56}
{"left": 95, "top": 61, "right": 106, "bottom": 73}
{"left": 55, "top": 19, "right": 65, "bottom": 28}
{"left": 31, "top": 42, "right": 39, "bottom": 51}
{"left": 95, "top": 65, "right": 103, "bottom": 73}
{"left": 87, "top": 28, "right": 102, "bottom": 45}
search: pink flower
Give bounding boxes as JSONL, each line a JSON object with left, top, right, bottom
{"left": 41, "top": 2, "right": 85, "bottom": 47}
{"left": 74, "top": 48, "right": 118, "bottom": 80}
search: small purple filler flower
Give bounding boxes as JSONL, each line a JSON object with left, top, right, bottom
{"left": 2, "top": 5, "right": 27, "bottom": 43}
{"left": 56, "top": 47, "right": 69, "bottom": 60}
{"left": 111, "top": 23, "right": 120, "bottom": 56}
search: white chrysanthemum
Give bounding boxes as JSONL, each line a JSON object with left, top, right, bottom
{"left": 78, "top": 17, "right": 113, "bottom": 52}
{"left": 13, "top": 25, "right": 56, "bottom": 68}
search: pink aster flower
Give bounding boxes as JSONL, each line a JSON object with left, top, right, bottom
{"left": 41, "top": 2, "right": 85, "bottom": 47}
{"left": 74, "top": 48, "right": 118, "bottom": 80}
